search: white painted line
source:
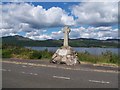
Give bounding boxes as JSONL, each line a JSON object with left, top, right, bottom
{"left": 2, "top": 69, "right": 7, "bottom": 71}
{"left": 30, "top": 73, "right": 33, "bottom": 75}
{"left": 21, "top": 72, "right": 25, "bottom": 74}
{"left": 22, "top": 65, "right": 27, "bottom": 67}
{"left": 89, "top": 80, "right": 110, "bottom": 84}
{"left": 7, "top": 69, "right": 11, "bottom": 72}
{"left": 53, "top": 75, "right": 70, "bottom": 80}
{"left": 34, "top": 73, "right": 38, "bottom": 75}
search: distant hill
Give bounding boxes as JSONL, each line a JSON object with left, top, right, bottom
{"left": 2, "top": 35, "right": 32, "bottom": 41}
{"left": 1, "top": 35, "right": 119, "bottom": 47}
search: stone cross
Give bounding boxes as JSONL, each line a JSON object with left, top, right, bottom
{"left": 63, "top": 26, "right": 71, "bottom": 47}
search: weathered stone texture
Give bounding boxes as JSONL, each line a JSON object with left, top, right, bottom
{"left": 51, "top": 46, "right": 80, "bottom": 65}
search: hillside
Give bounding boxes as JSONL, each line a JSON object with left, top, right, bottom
{"left": 1, "top": 35, "right": 119, "bottom": 47}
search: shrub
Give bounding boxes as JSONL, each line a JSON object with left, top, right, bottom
{"left": 2, "top": 49, "right": 12, "bottom": 58}
{"left": 101, "top": 50, "right": 119, "bottom": 64}
{"left": 2, "top": 44, "right": 119, "bottom": 65}
{"left": 29, "top": 51, "right": 42, "bottom": 59}
{"left": 41, "top": 50, "right": 53, "bottom": 59}
{"left": 77, "top": 52, "right": 97, "bottom": 63}
{"left": 77, "top": 50, "right": 119, "bottom": 65}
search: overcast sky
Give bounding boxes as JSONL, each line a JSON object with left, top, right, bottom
{"left": 1, "top": 1, "right": 119, "bottom": 40}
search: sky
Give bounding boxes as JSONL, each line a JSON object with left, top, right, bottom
{"left": 1, "top": 1, "right": 119, "bottom": 40}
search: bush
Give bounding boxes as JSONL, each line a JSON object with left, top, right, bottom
{"left": 2, "top": 44, "right": 119, "bottom": 65}
{"left": 77, "top": 52, "right": 97, "bottom": 63}
{"left": 2, "top": 49, "right": 12, "bottom": 58}
{"left": 2, "top": 45, "right": 54, "bottom": 60}
{"left": 29, "top": 51, "right": 42, "bottom": 59}
{"left": 101, "top": 50, "right": 119, "bottom": 64}
{"left": 41, "top": 49, "right": 53, "bottom": 59}
{"left": 77, "top": 50, "right": 119, "bottom": 65}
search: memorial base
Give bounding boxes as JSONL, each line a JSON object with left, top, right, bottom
{"left": 50, "top": 46, "right": 80, "bottom": 65}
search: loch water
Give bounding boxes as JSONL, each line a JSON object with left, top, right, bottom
{"left": 25, "top": 47, "right": 119, "bottom": 55}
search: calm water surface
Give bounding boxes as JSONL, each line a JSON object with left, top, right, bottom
{"left": 26, "top": 47, "right": 119, "bottom": 55}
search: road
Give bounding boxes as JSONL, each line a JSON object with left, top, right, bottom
{"left": 1, "top": 59, "right": 119, "bottom": 88}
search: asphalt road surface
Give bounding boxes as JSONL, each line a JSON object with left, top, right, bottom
{"left": 1, "top": 59, "right": 119, "bottom": 88}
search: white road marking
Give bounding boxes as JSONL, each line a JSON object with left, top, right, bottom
{"left": 0, "top": 69, "right": 11, "bottom": 72}
{"left": 7, "top": 69, "right": 11, "bottom": 72}
{"left": 53, "top": 75, "right": 70, "bottom": 80}
{"left": 2, "top": 69, "right": 7, "bottom": 71}
{"left": 89, "top": 80, "right": 110, "bottom": 84}
{"left": 22, "top": 65, "right": 27, "bottom": 67}
{"left": 30, "top": 73, "right": 33, "bottom": 75}
{"left": 21, "top": 72, "right": 25, "bottom": 74}
{"left": 34, "top": 73, "right": 38, "bottom": 75}
{"left": 21, "top": 71, "right": 38, "bottom": 76}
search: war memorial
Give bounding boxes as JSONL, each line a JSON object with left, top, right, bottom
{"left": 51, "top": 26, "right": 80, "bottom": 65}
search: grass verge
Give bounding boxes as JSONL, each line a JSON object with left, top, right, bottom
{"left": 2, "top": 44, "right": 120, "bottom": 65}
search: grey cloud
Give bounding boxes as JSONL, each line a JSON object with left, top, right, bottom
{"left": 6, "top": 3, "right": 75, "bottom": 29}
{"left": 51, "top": 31, "right": 63, "bottom": 40}
{"left": 72, "top": 2, "right": 118, "bottom": 26}
{"left": 1, "top": 2, "right": 118, "bottom": 40}
{"left": 1, "top": 3, "right": 75, "bottom": 37}
{"left": 70, "top": 26, "right": 118, "bottom": 40}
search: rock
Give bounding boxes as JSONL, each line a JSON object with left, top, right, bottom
{"left": 51, "top": 46, "right": 80, "bottom": 65}
{"left": 61, "top": 56, "right": 67, "bottom": 62}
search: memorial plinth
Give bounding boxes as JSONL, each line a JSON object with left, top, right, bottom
{"left": 50, "top": 26, "right": 80, "bottom": 65}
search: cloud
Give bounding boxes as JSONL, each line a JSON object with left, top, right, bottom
{"left": 1, "top": 3, "right": 75, "bottom": 36}
{"left": 26, "top": 34, "right": 52, "bottom": 40}
{"left": 2, "top": 3, "right": 75, "bottom": 28}
{"left": 72, "top": 2, "right": 118, "bottom": 26}
{"left": 1, "top": 2, "right": 118, "bottom": 40}
{"left": 51, "top": 30, "right": 63, "bottom": 40}
{"left": 25, "top": 29, "right": 63, "bottom": 40}
{"left": 70, "top": 26, "right": 118, "bottom": 40}
{"left": 1, "top": 28, "right": 19, "bottom": 36}
{"left": 25, "top": 29, "right": 52, "bottom": 40}
{"left": 27, "top": 26, "right": 118, "bottom": 40}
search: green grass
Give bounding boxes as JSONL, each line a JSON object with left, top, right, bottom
{"left": 77, "top": 50, "right": 119, "bottom": 65}
{"left": 0, "top": 49, "right": 2, "bottom": 60}
{"left": 2, "top": 45, "right": 53, "bottom": 60}
{"left": 2, "top": 44, "right": 119, "bottom": 65}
